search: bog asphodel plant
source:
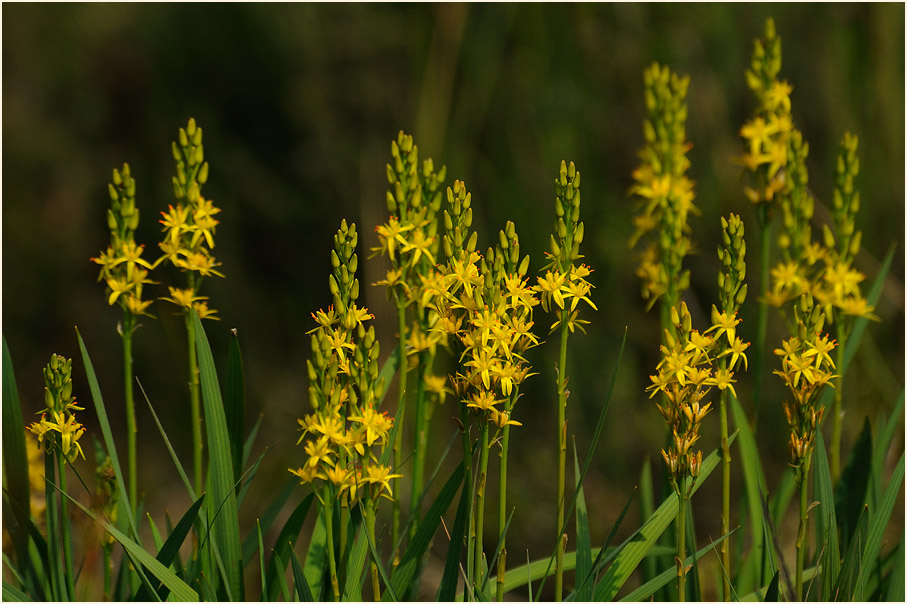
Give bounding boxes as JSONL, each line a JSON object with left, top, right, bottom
{"left": 773, "top": 293, "right": 838, "bottom": 599}
{"left": 292, "top": 219, "right": 394, "bottom": 601}
{"left": 629, "top": 62, "right": 695, "bottom": 317}
{"left": 158, "top": 117, "right": 224, "bottom": 495}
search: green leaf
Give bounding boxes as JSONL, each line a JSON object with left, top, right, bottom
{"left": 257, "top": 521, "right": 268, "bottom": 601}
{"left": 242, "top": 414, "right": 263, "bottom": 471}
{"left": 137, "top": 379, "right": 196, "bottom": 500}
{"left": 303, "top": 506, "right": 327, "bottom": 600}
{"left": 884, "top": 538, "right": 904, "bottom": 602}
{"left": 834, "top": 505, "right": 870, "bottom": 601}
{"left": 75, "top": 328, "right": 140, "bottom": 542}
{"left": 2, "top": 340, "right": 30, "bottom": 558}
{"left": 763, "top": 571, "right": 780, "bottom": 602}
{"left": 619, "top": 529, "right": 734, "bottom": 601}
{"left": 134, "top": 495, "right": 206, "bottom": 602}
{"left": 834, "top": 417, "right": 873, "bottom": 550}
{"left": 225, "top": 330, "right": 246, "bottom": 493}
{"left": 573, "top": 442, "right": 593, "bottom": 602}
{"left": 290, "top": 545, "right": 315, "bottom": 602}
{"left": 813, "top": 431, "right": 840, "bottom": 602}
{"left": 236, "top": 444, "right": 273, "bottom": 511}
{"left": 265, "top": 492, "right": 315, "bottom": 601}
{"left": 859, "top": 452, "right": 904, "bottom": 593}
{"left": 2, "top": 580, "right": 31, "bottom": 602}
{"left": 871, "top": 390, "right": 904, "bottom": 505}
{"left": 437, "top": 478, "right": 469, "bottom": 601}
{"left": 386, "top": 464, "right": 464, "bottom": 600}
{"left": 593, "top": 434, "right": 735, "bottom": 601}
{"left": 638, "top": 458, "right": 656, "bottom": 589}
{"left": 730, "top": 393, "right": 770, "bottom": 592}
{"left": 192, "top": 311, "right": 244, "bottom": 600}
{"left": 342, "top": 524, "right": 367, "bottom": 602}
{"left": 737, "top": 566, "right": 817, "bottom": 601}
{"left": 242, "top": 478, "right": 297, "bottom": 567}
{"left": 58, "top": 488, "right": 197, "bottom": 601}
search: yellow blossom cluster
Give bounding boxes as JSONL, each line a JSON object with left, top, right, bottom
{"left": 774, "top": 295, "right": 838, "bottom": 466}
{"left": 629, "top": 63, "right": 695, "bottom": 308}
{"left": 27, "top": 354, "right": 86, "bottom": 463}
{"left": 739, "top": 18, "right": 794, "bottom": 206}
{"left": 91, "top": 163, "right": 157, "bottom": 317}
{"left": 537, "top": 161, "right": 597, "bottom": 332}
{"left": 158, "top": 118, "right": 223, "bottom": 321}
{"left": 291, "top": 221, "right": 399, "bottom": 503}
{"left": 648, "top": 302, "right": 749, "bottom": 486}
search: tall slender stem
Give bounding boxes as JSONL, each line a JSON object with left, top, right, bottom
{"left": 555, "top": 317, "right": 569, "bottom": 602}
{"left": 831, "top": 322, "right": 846, "bottom": 480}
{"left": 122, "top": 310, "right": 137, "bottom": 511}
{"left": 676, "top": 485, "right": 688, "bottom": 603}
{"left": 460, "top": 402, "right": 475, "bottom": 599}
{"left": 795, "top": 460, "right": 810, "bottom": 601}
{"left": 324, "top": 496, "right": 341, "bottom": 602}
{"left": 44, "top": 452, "right": 62, "bottom": 600}
{"left": 391, "top": 298, "right": 408, "bottom": 566}
{"left": 57, "top": 454, "right": 75, "bottom": 600}
{"left": 719, "top": 376, "right": 731, "bottom": 600}
{"left": 410, "top": 347, "right": 430, "bottom": 538}
{"left": 474, "top": 422, "right": 490, "bottom": 588}
{"left": 365, "top": 498, "right": 382, "bottom": 601}
{"left": 752, "top": 208, "right": 771, "bottom": 428}
{"left": 186, "top": 313, "right": 203, "bottom": 496}
{"left": 496, "top": 392, "right": 514, "bottom": 602}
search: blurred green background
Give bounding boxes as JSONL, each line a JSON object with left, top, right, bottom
{"left": 3, "top": 3, "right": 904, "bottom": 599}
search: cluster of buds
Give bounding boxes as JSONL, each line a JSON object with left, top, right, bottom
{"left": 629, "top": 63, "right": 695, "bottom": 308}
{"left": 27, "top": 354, "right": 86, "bottom": 463}
{"left": 774, "top": 294, "right": 838, "bottom": 467}
{"left": 159, "top": 118, "right": 223, "bottom": 320}
{"left": 292, "top": 221, "right": 399, "bottom": 503}
{"left": 536, "top": 161, "right": 597, "bottom": 333}
{"left": 91, "top": 163, "right": 157, "bottom": 318}
{"left": 711, "top": 214, "right": 750, "bottom": 385}
{"left": 739, "top": 17, "right": 794, "bottom": 207}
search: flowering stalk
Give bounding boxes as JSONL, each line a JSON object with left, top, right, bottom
{"left": 739, "top": 17, "right": 791, "bottom": 424}
{"left": 774, "top": 294, "right": 838, "bottom": 599}
{"left": 91, "top": 163, "right": 156, "bottom": 511}
{"left": 158, "top": 118, "right": 224, "bottom": 495}
{"left": 629, "top": 63, "right": 695, "bottom": 341}
{"left": 714, "top": 214, "right": 748, "bottom": 600}
{"left": 536, "top": 161, "right": 594, "bottom": 601}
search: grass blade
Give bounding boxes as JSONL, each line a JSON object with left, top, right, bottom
{"left": 619, "top": 530, "right": 734, "bottom": 601}
{"left": 572, "top": 442, "right": 592, "bottom": 602}
{"left": 137, "top": 379, "right": 196, "bottom": 500}
{"left": 58, "top": 487, "right": 197, "bottom": 601}
{"left": 386, "top": 464, "right": 465, "bottom": 600}
{"left": 871, "top": 390, "right": 904, "bottom": 505}
{"left": 763, "top": 570, "right": 781, "bottom": 602}
{"left": 303, "top": 506, "right": 327, "bottom": 600}
{"left": 242, "top": 478, "right": 297, "bottom": 567}
{"left": 75, "top": 328, "right": 140, "bottom": 542}
{"left": 2, "top": 581, "right": 31, "bottom": 602}
{"left": 858, "top": 452, "right": 904, "bottom": 593}
{"left": 257, "top": 521, "right": 268, "bottom": 601}
{"left": 290, "top": 545, "right": 315, "bottom": 602}
{"left": 884, "top": 538, "right": 904, "bottom": 602}
{"left": 192, "top": 311, "right": 244, "bottom": 600}
{"left": 834, "top": 504, "right": 870, "bottom": 601}
{"left": 437, "top": 479, "right": 469, "bottom": 601}
{"left": 265, "top": 491, "right": 315, "bottom": 601}
{"left": 242, "top": 414, "right": 263, "bottom": 471}
{"left": 813, "top": 431, "right": 840, "bottom": 601}
{"left": 225, "top": 330, "right": 246, "bottom": 493}
{"left": 593, "top": 434, "right": 735, "bottom": 601}
{"left": 834, "top": 417, "right": 873, "bottom": 550}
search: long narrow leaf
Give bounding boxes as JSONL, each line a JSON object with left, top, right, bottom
{"left": 573, "top": 442, "right": 592, "bottom": 602}
{"left": 594, "top": 435, "right": 735, "bottom": 601}
{"left": 834, "top": 505, "right": 870, "bottom": 600}
{"left": 225, "top": 330, "right": 246, "bottom": 492}
{"left": 290, "top": 546, "right": 315, "bottom": 602}
{"left": 884, "top": 538, "right": 904, "bottom": 602}
{"left": 303, "top": 506, "right": 327, "bottom": 600}
{"left": 834, "top": 417, "right": 873, "bottom": 549}
{"left": 137, "top": 379, "right": 196, "bottom": 500}
{"left": 265, "top": 492, "right": 315, "bottom": 601}
{"left": 619, "top": 530, "right": 734, "bottom": 601}
{"left": 58, "top": 488, "right": 197, "bottom": 601}
{"left": 437, "top": 480, "right": 469, "bottom": 601}
{"left": 75, "top": 328, "right": 140, "bottom": 542}
{"left": 858, "top": 452, "right": 905, "bottom": 592}
{"left": 2, "top": 580, "right": 31, "bottom": 602}
{"left": 192, "top": 312, "right": 244, "bottom": 600}
{"left": 258, "top": 521, "right": 268, "bottom": 601}
{"left": 813, "top": 431, "right": 840, "bottom": 601}
{"left": 2, "top": 340, "right": 30, "bottom": 560}
{"left": 242, "top": 478, "right": 297, "bottom": 567}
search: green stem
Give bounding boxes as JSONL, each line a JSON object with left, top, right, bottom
{"left": 719, "top": 382, "right": 731, "bottom": 600}
{"left": 366, "top": 498, "right": 381, "bottom": 601}
{"left": 460, "top": 402, "right": 475, "bottom": 599}
{"left": 752, "top": 208, "right": 771, "bottom": 428}
{"left": 474, "top": 421, "right": 490, "bottom": 589}
{"left": 392, "top": 298, "right": 408, "bottom": 566}
{"left": 831, "top": 323, "right": 846, "bottom": 481}
{"left": 44, "top": 452, "right": 63, "bottom": 600}
{"left": 186, "top": 313, "right": 203, "bottom": 497}
{"left": 103, "top": 543, "right": 112, "bottom": 599}
{"left": 122, "top": 310, "right": 137, "bottom": 512}
{"left": 57, "top": 454, "right": 75, "bottom": 600}
{"left": 324, "top": 495, "right": 341, "bottom": 602}
{"left": 410, "top": 347, "right": 431, "bottom": 538}
{"left": 496, "top": 393, "right": 514, "bottom": 602}
{"left": 795, "top": 459, "right": 810, "bottom": 601}
{"left": 677, "top": 484, "right": 687, "bottom": 603}
{"left": 555, "top": 316, "right": 569, "bottom": 602}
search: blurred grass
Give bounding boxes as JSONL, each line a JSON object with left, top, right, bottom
{"left": 3, "top": 4, "right": 903, "bottom": 599}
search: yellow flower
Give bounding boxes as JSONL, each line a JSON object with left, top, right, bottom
{"left": 535, "top": 270, "right": 568, "bottom": 312}
{"left": 160, "top": 204, "right": 193, "bottom": 246}
{"left": 105, "top": 277, "right": 134, "bottom": 306}
{"left": 162, "top": 286, "right": 206, "bottom": 309}
{"left": 364, "top": 464, "right": 403, "bottom": 500}
{"left": 466, "top": 390, "right": 501, "bottom": 412}
{"left": 489, "top": 408, "right": 522, "bottom": 429}
{"left": 374, "top": 216, "right": 414, "bottom": 262}
{"left": 173, "top": 250, "right": 225, "bottom": 278}
{"left": 400, "top": 228, "right": 436, "bottom": 267}
{"left": 191, "top": 196, "right": 221, "bottom": 249}
{"left": 348, "top": 407, "right": 393, "bottom": 448}
{"left": 720, "top": 337, "right": 750, "bottom": 372}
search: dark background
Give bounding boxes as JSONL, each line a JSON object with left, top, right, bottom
{"left": 3, "top": 3, "right": 904, "bottom": 599}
